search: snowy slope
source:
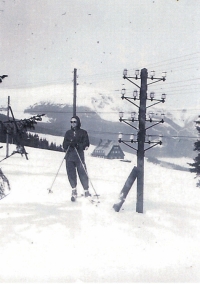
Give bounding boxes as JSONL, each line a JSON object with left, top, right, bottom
{"left": 0, "top": 144, "right": 200, "bottom": 282}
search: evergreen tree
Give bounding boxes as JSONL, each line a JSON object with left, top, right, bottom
{"left": 189, "top": 116, "right": 200, "bottom": 187}
{"left": 33, "top": 134, "right": 39, "bottom": 148}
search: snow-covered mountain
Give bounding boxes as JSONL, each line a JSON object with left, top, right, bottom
{"left": 0, "top": 83, "right": 198, "bottom": 124}
{"left": 0, "top": 84, "right": 120, "bottom": 121}
{"left": 0, "top": 84, "right": 199, "bottom": 157}
{"left": 0, "top": 83, "right": 198, "bottom": 125}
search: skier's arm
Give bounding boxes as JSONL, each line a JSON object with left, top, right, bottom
{"left": 77, "top": 131, "right": 90, "bottom": 151}
{"left": 63, "top": 132, "right": 72, "bottom": 150}
{"left": 84, "top": 131, "right": 90, "bottom": 150}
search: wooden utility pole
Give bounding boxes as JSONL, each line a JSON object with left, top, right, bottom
{"left": 136, "top": 68, "right": 148, "bottom": 213}
{"left": 73, "top": 68, "right": 77, "bottom": 116}
{"left": 116, "top": 68, "right": 166, "bottom": 213}
{"left": 6, "top": 96, "right": 10, "bottom": 157}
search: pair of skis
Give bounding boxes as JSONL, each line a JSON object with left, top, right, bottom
{"left": 71, "top": 192, "right": 100, "bottom": 206}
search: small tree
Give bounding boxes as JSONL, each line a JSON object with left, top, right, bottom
{"left": 0, "top": 112, "right": 45, "bottom": 160}
{"left": 189, "top": 116, "right": 200, "bottom": 187}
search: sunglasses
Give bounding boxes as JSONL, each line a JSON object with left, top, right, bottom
{"left": 70, "top": 121, "right": 77, "bottom": 123}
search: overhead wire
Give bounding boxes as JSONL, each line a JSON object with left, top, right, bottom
{"left": 0, "top": 48, "right": 199, "bottom": 89}
{"left": 33, "top": 127, "right": 199, "bottom": 141}
{"left": 1, "top": 50, "right": 200, "bottom": 143}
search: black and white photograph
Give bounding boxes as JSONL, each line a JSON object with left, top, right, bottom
{"left": 0, "top": 0, "right": 200, "bottom": 282}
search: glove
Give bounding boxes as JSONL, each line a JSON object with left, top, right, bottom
{"left": 70, "top": 140, "right": 78, "bottom": 149}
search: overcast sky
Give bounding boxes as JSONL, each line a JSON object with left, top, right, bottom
{"left": 0, "top": 0, "right": 200, "bottom": 110}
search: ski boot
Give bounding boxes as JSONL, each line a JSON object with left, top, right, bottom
{"left": 71, "top": 189, "right": 77, "bottom": 202}
{"left": 84, "top": 190, "right": 91, "bottom": 198}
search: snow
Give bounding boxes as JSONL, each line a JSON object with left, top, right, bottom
{"left": 159, "top": 157, "right": 193, "bottom": 168}
{"left": 0, "top": 143, "right": 200, "bottom": 282}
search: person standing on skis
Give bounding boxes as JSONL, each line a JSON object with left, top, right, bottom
{"left": 63, "top": 115, "right": 91, "bottom": 201}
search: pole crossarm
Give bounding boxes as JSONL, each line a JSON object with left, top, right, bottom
{"left": 123, "top": 76, "right": 140, "bottom": 89}
{"left": 146, "top": 99, "right": 165, "bottom": 108}
{"left": 145, "top": 120, "right": 164, "bottom": 130}
{"left": 119, "top": 140, "right": 137, "bottom": 151}
{"left": 144, "top": 141, "right": 162, "bottom": 152}
{"left": 147, "top": 78, "right": 165, "bottom": 86}
{"left": 119, "top": 118, "right": 138, "bottom": 130}
{"left": 122, "top": 97, "right": 140, "bottom": 108}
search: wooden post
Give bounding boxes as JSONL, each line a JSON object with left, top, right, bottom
{"left": 6, "top": 96, "right": 10, "bottom": 157}
{"left": 136, "top": 68, "right": 148, "bottom": 213}
{"left": 113, "top": 166, "right": 138, "bottom": 212}
{"left": 73, "top": 68, "right": 77, "bottom": 116}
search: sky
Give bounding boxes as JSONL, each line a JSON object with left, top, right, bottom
{"left": 0, "top": 0, "right": 200, "bottom": 111}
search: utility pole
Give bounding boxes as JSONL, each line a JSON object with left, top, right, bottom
{"left": 6, "top": 96, "right": 10, "bottom": 157}
{"left": 117, "top": 68, "right": 166, "bottom": 213}
{"left": 0, "top": 75, "right": 9, "bottom": 156}
{"left": 136, "top": 68, "right": 148, "bottom": 213}
{"left": 73, "top": 68, "right": 77, "bottom": 116}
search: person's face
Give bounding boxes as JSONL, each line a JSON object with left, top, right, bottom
{"left": 70, "top": 119, "right": 77, "bottom": 127}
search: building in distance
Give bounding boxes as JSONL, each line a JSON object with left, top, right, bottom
{"left": 92, "top": 139, "right": 125, "bottom": 160}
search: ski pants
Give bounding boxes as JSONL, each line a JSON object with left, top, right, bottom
{"left": 65, "top": 151, "right": 89, "bottom": 190}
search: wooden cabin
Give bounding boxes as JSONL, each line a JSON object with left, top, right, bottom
{"left": 92, "top": 139, "right": 125, "bottom": 159}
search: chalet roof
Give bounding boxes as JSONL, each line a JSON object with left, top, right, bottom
{"left": 93, "top": 140, "right": 122, "bottom": 156}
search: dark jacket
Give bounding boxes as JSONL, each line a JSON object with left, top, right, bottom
{"left": 63, "top": 116, "right": 90, "bottom": 152}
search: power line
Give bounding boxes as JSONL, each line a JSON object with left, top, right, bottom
{"left": 34, "top": 126, "right": 199, "bottom": 140}
{"left": 1, "top": 52, "right": 200, "bottom": 89}
{"left": 0, "top": 108, "right": 199, "bottom": 116}
{"left": 144, "top": 52, "right": 200, "bottom": 68}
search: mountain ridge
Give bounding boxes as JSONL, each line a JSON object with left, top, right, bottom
{"left": 25, "top": 101, "right": 197, "bottom": 158}
{"left": 0, "top": 84, "right": 198, "bottom": 158}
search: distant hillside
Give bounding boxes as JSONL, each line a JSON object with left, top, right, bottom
{"left": 25, "top": 102, "right": 197, "bottom": 158}
{"left": 0, "top": 83, "right": 198, "bottom": 158}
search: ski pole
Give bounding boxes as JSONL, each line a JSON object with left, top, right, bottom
{"left": 47, "top": 147, "right": 69, "bottom": 194}
{"left": 75, "top": 147, "right": 99, "bottom": 199}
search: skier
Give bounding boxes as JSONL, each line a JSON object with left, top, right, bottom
{"left": 63, "top": 115, "right": 91, "bottom": 201}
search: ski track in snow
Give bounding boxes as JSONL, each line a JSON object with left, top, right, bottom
{"left": 0, "top": 144, "right": 200, "bottom": 282}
